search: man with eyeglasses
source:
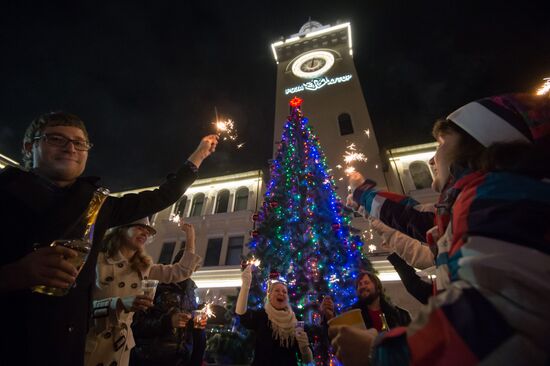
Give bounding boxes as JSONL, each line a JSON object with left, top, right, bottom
{"left": 0, "top": 111, "right": 218, "bottom": 366}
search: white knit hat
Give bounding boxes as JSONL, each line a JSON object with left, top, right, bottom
{"left": 446, "top": 95, "right": 535, "bottom": 147}
{"left": 447, "top": 93, "right": 550, "bottom": 147}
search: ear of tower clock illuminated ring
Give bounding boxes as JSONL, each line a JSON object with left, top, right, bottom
{"left": 291, "top": 50, "right": 335, "bottom": 79}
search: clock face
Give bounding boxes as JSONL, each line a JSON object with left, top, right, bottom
{"left": 291, "top": 50, "right": 335, "bottom": 79}
{"left": 300, "top": 57, "right": 326, "bottom": 73}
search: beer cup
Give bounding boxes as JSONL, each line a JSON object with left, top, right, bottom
{"left": 141, "top": 279, "right": 159, "bottom": 299}
{"left": 327, "top": 308, "right": 366, "bottom": 330}
{"left": 31, "top": 239, "right": 91, "bottom": 296}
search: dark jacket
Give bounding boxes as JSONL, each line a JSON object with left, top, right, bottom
{"left": 131, "top": 279, "right": 206, "bottom": 366}
{"left": 0, "top": 164, "right": 197, "bottom": 366}
{"left": 387, "top": 252, "right": 432, "bottom": 304}
{"left": 351, "top": 297, "right": 411, "bottom": 330}
{"left": 239, "top": 309, "right": 302, "bottom": 366}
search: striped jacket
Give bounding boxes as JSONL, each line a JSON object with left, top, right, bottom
{"left": 360, "top": 171, "right": 550, "bottom": 365}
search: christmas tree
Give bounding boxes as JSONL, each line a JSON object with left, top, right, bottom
{"left": 246, "top": 97, "right": 373, "bottom": 364}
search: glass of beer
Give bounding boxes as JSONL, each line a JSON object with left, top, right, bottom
{"left": 31, "top": 239, "right": 91, "bottom": 296}
{"left": 192, "top": 310, "right": 207, "bottom": 329}
{"left": 141, "top": 279, "right": 159, "bottom": 299}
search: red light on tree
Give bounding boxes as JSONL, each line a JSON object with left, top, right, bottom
{"left": 289, "top": 96, "right": 303, "bottom": 108}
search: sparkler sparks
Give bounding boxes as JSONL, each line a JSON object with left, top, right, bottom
{"left": 343, "top": 151, "right": 368, "bottom": 164}
{"left": 344, "top": 166, "right": 356, "bottom": 174}
{"left": 339, "top": 141, "right": 369, "bottom": 183}
{"left": 214, "top": 119, "right": 238, "bottom": 141}
{"left": 212, "top": 107, "right": 245, "bottom": 147}
{"left": 246, "top": 256, "right": 261, "bottom": 268}
{"left": 536, "top": 77, "right": 550, "bottom": 96}
{"left": 364, "top": 129, "right": 370, "bottom": 138}
{"left": 169, "top": 213, "right": 181, "bottom": 223}
{"left": 202, "top": 302, "right": 216, "bottom": 319}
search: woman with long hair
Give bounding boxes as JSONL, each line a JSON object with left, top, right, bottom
{"left": 84, "top": 218, "right": 200, "bottom": 366}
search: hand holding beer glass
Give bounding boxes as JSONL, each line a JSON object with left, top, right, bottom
{"left": 31, "top": 239, "right": 92, "bottom": 296}
{"left": 141, "top": 279, "right": 159, "bottom": 299}
{"left": 171, "top": 311, "right": 192, "bottom": 328}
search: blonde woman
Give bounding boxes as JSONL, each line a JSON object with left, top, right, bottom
{"left": 85, "top": 218, "right": 200, "bottom": 366}
{"left": 236, "top": 266, "right": 313, "bottom": 366}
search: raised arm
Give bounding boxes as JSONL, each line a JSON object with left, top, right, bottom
{"left": 235, "top": 265, "right": 252, "bottom": 315}
{"left": 148, "top": 221, "right": 201, "bottom": 282}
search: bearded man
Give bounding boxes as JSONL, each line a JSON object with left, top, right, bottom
{"left": 320, "top": 272, "right": 410, "bottom": 331}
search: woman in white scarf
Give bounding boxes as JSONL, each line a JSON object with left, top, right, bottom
{"left": 236, "top": 265, "right": 313, "bottom": 366}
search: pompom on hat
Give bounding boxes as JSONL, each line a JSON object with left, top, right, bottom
{"left": 447, "top": 93, "right": 550, "bottom": 147}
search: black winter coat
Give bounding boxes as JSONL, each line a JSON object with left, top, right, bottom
{"left": 239, "top": 309, "right": 303, "bottom": 366}
{"left": 131, "top": 279, "right": 206, "bottom": 366}
{"left": 351, "top": 297, "right": 411, "bottom": 330}
{"left": 0, "top": 164, "right": 196, "bottom": 366}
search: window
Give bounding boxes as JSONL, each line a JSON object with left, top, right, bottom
{"left": 190, "top": 193, "right": 205, "bottom": 217}
{"left": 338, "top": 113, "right": 354, "bottom": 136}
{"left": 234, "top": 187, "right": 249, "bottom": 211}
{"left": 174, "top": 196, "right": 188, "bottom": 218}
{"left": 204, "top": 238, "right": 223, "bottom": 266}
{"left": 409, "top": 161, "right": 433, "bottom": 189}
{"left": 225, "top": 236, "right": 244, "bottom": 265}
{"left": 147, "top": 213, "right": 157, "bottom": 226}
{"left": 158, "top": 241, "right": 176, "bottom": 264}
{"left": 215, "top": 190, "right": 230, "bottom": 214}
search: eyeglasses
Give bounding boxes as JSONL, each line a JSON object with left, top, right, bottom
{"left": 34, "top": 133, "right": 93, "bottom": 151}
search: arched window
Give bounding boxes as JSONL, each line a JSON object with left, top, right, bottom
{"left": 174, "top": 195, "right": 188, "bottom": 218}
{"left": 234, "top": 187, "right": 249, "bottom": 211}
{"left": 409, "top": 161, "right": 433, "bottom": 189}
{"left": 337, "top": 113, "right": 354, "bottom": 136}
{"left": 215, "top": 190, "right": 230, "bottom": 214}
{"left": 190, "top": 193, "right": 205, "bottom": 217}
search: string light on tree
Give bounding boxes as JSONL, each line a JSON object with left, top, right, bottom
{"left": 246, "top": 97, "right": 373, "bottom": 365}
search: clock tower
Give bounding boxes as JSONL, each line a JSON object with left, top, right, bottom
{"left": 271, "top": 21, "right": 386, "bottom": 197}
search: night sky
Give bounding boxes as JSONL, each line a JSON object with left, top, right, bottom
{"left": 1, "top": 1, "right": 548, "bottom": 191}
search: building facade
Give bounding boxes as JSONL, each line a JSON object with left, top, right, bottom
{"left": 271, "top": 21, "right": 386, "bottom": 200}
{"left": 112, "top": 170, "right": 265, "bottom": 303}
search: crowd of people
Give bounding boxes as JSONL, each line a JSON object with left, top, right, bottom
{"left": 0, "top": 90, "right": 548, "bottom": 366}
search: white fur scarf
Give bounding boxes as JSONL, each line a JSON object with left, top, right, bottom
{"left": 264, "top": 301, "right": 297, "bottom": 348}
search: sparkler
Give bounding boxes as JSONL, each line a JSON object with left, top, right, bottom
{"left": 214, "top": 119, "right": 237, "bottom": 141}
{"left": 212, "top": 106, "right": 243, "bottom": 146}
{"left": 343, "top": 151, "right": 368, "bottom": 165}
{"left": 246, "top": 256, "right": 261, "bottom": 268}
{"left": 536, "top": 77, "right": 550, "bottom": 96}
{"left": 344, "top": 166, "right": 356, "bottom": 174}
{"left": 201, "top": 301, "right": 216, "bottom": 319}
{"left": 169, "top": 213, "right": 181, "bottom": 223}
{"left": 338, "top": 141, "right": 369, "bottom": 186}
